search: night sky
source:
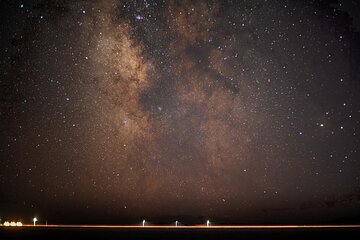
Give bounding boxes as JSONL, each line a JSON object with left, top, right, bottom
{"left": 1, "top": 0, "right": 360, "bottom": 224}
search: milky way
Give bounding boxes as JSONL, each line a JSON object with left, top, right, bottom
{"left": 1, "top": 0, "right": 360, "bottom": 224}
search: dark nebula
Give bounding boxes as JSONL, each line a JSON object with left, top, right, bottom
{"left": 1, "top": 0, "right": 360, "bottom": 224}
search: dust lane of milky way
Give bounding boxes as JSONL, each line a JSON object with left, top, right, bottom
{"left": 1, "top": 0, "right": 360, "bottom": 223}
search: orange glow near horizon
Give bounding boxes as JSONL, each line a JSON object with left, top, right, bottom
{"left": 1, "top": 224, "right": 359, "bottom": 229}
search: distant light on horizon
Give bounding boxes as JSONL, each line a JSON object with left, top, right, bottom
{"left": 2, "top": 221, "right": 22, "bottom": 227}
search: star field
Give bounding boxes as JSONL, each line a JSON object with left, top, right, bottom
{"left": 1, "top": 0, "right": 360, "bottom": 224}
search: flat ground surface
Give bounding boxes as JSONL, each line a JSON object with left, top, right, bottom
{"left": 1, "top": 225, "right": 360, "bottom": 240}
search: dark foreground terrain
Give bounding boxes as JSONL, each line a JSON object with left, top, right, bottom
{"left": 1, "top": 226, "right": 360, "bottom": 240}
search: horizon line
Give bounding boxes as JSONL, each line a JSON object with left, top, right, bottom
{"left": 3, "top": 224, "right": 360, "bottom": 229}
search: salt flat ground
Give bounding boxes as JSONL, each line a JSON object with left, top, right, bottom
{"left": 1, "top": 225, "right": 360, "bottom": 240}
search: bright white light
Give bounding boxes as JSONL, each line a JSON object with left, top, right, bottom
{"left": 206, "top": 220, "right": 210, "bottom": 227}
{"left": 10, "top": 221, "right": 16, "bottom": 227}
{"left": 4, "top": 221, "right": 10, "bottom": 227}
{"left": 175, "top": 220, "right": 178, "bottom": 227}
{"left": 16, "top": 222, "right": 22, "bottom": 227}
{"left": 142, "top": 219, "right": 146, "bottom": 227}
{"left": 33, "top": 217, "right": 38, "bottom": 226}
